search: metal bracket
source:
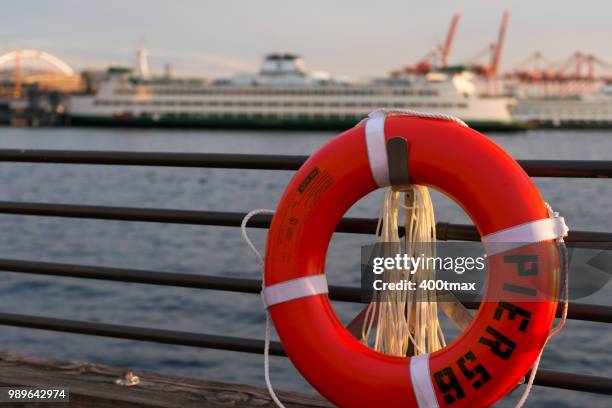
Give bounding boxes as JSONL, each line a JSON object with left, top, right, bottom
{"left": 386, "top": 137, "right": 411, "bottom": 191}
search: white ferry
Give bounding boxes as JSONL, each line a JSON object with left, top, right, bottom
{"left": 69, "top": 54, "right": 521, "bottom": 131}
{"left": 514, "top": 84, "right": 612, "bottom": 128}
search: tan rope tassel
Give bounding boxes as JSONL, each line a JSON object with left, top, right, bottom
{"left": 362, "top": 186, "right": 446, "bottom": 356}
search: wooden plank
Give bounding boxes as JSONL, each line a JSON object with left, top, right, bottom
{"left": 0, "top": 352, "right": 331, "bottom": 408}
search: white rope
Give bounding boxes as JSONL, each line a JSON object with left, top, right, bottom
{"left": 361, "top": 186, "right": 445, "bottom": 356}
{"left": 514, "top": 204, "right": 569, "bottom": 408}
{"left": 240, "top": 209, "right": 286, "bottom": 408}
{"left": 358, "top": 108, "right": 469, "bottom": 128}
{"left": 403, "top": 186, "right": 446, "bottom": 355}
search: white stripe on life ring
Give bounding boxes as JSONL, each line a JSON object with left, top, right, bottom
{"left": 410, "top": 354, "right": 439, "bottom": 408}
{"left": 365, "top": 111, "right": 390, "bottom": 187}
{"left": 261, "top": 274, "right": 328, "bottom": 309}
{"left": 481, "top": 216, "right": 569, "bottom": 256}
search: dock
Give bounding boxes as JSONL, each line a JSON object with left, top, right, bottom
{"left": 0, "top": 352, "right": 330, "bottom": 408}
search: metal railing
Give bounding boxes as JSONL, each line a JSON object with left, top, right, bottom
{"left": 0, "top": 149, "right": 610, "bottom": 396}
{"left": 0, "top": 149, "right": 611, "bottom": 177}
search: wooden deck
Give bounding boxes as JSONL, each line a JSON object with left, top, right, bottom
{"left": 0, "top": 352, "right": 332, "bottom": 407}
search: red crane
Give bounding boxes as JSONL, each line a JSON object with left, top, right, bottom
{"left": 489, "top": 11, "right": 510, "bottom": 76}
{"left": 389, "top": 13, "right": 462, "bottom": 77}
{"left": 440, "top": 13, "right": 461, "bottom": 67}
{"left": 470, "top": 12, "right": 510, "bottom": 77}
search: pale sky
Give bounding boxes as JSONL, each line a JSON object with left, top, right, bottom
{"left": 2, "top": 1, "right": 610, "bottom": 79}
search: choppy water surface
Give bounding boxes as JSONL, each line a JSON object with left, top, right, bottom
{"left": 0, "top": 126, "right": 609, "bottom": 407}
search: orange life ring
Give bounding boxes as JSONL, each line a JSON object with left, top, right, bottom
{"left": 263, "top": 111, "right": 568, "bottom": 407}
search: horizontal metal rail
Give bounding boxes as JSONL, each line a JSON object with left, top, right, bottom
{"left": 0, "top": 150, "right": 610, "bottom": 178}
{"left": 0, "top": 258, "right": 609, "bottom": 324}
{"left": 0, "top": 312, "right": 608, "bottom": 395}
{"left": 0, "top": 202, "right": 609, "bottom": 245}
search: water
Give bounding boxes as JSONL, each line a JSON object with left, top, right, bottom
{"left": 0, "top": 126, "right": 609, "bottom": 407}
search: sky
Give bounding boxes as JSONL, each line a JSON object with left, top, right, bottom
{"left": 1, "top": 1, "right": 610, "bottom": 79}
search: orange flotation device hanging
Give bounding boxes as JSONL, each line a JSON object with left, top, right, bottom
{"left": 262, "top": 110, "right": 568, "bottom": 408}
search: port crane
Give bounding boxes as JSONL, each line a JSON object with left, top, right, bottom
{"left": 505, "top": 50, "right": 612, "bottom": 97}
{"left": 514, "top": 51, "right": 612, "bottom": 81}
{"left": 392, "top": 11, "right": 510, "bottom": 79}
{"left": 471, "top": 11, "right": 510, "bottom": 78}
{"left": 439, "top": 13, "right": 461, "bottom": 68}
{"left": 390, "top": 13, "right": 461, "bottom": 76}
